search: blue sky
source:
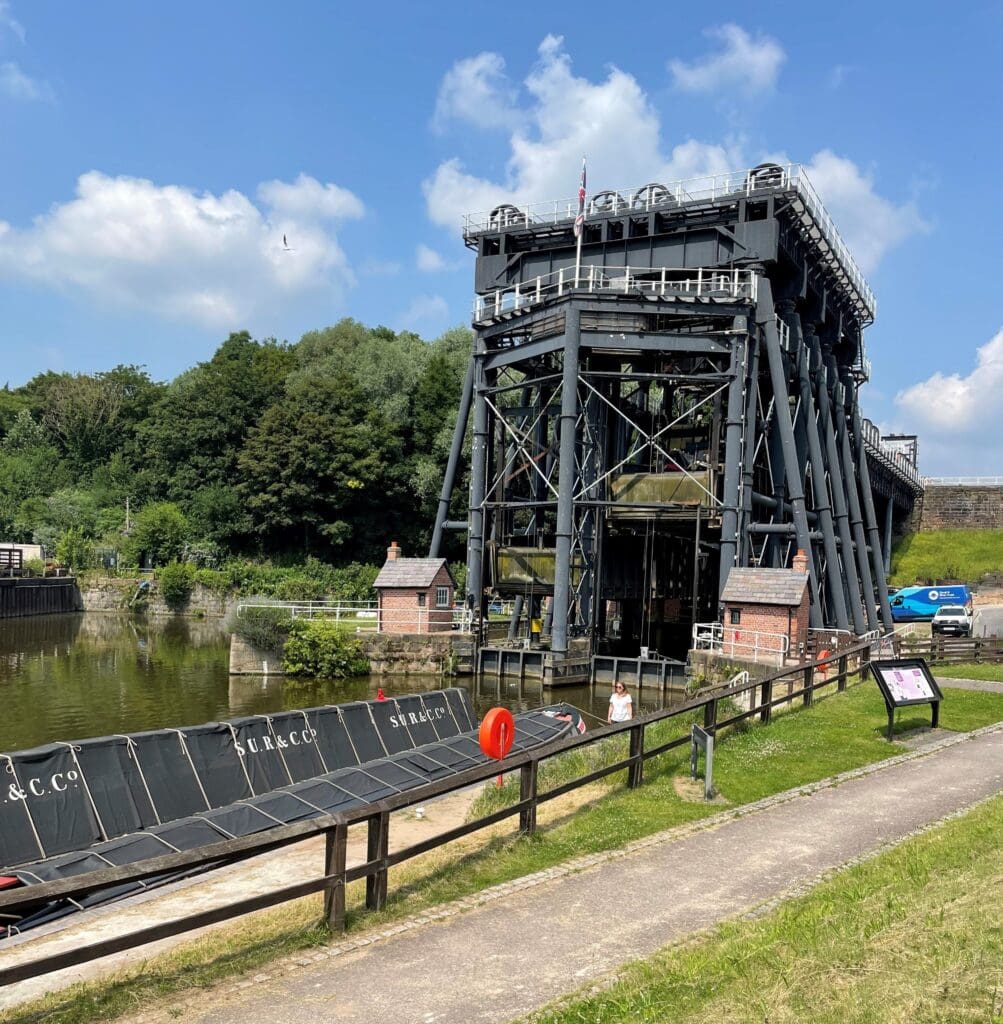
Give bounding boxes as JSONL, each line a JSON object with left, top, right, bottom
{"left": 1, "top": 1, "right": 1000, "bottom": 473}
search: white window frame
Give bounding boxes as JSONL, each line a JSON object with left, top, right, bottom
{"left": 435, "top": 586, "right": 450, "bottom": 608}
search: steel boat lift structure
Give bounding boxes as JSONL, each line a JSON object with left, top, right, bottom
{"left": 430, "top": 164, "right": 921, "bottom": 662}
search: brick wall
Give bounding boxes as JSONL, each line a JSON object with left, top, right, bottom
{"left": 377, "top": 565, "right": 454, "bottom": 633}
{"left": 721, "top": 592, "right": 809, "bottom": 664}
{"left": 917, "top": 485, "right": 1003, "bottom": 531}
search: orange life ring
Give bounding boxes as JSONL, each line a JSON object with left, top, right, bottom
{"left": 479, "top": 707, "right": 515, "bottom": 760}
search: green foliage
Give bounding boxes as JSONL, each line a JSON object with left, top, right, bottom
{"left": 157, "top": 561, "right": 196, "bottom": 611}
{"left": 890, "top": 529, "right": 1003, "bottom": 585}
{"left": 55, "top": 527, "right": 95, "bottom": 570}
{"left": 282, "top": 619, "right": 370, "bottom": 678}
{"left": 228, "top": 606, "right": 293, "bottom": 650}
{"left": 23, "top": 557, "right": 45, "bottom": 577}
{"left": 122, "top": 502, "right": 189, "bottom": 566}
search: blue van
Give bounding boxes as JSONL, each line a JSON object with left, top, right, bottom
{"left": 888, "top": 585, "right": 972, "bottom": 623}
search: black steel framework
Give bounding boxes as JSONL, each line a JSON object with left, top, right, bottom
{"left": 431, "top": 165, "right": 920, "bottom": 660}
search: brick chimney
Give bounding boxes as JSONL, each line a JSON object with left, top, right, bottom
{"left": 386, "top": 540, "right": 401, "bottom": 562}
{"left": 791, "top": 549, "right": 808, "bottom": 574}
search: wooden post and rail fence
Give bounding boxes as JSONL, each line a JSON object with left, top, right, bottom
{"left": 0, "top": 639, "right": 883, "bottom": 988}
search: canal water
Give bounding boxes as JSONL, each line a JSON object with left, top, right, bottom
{"left": 0, "top": 614, "right": 689, "bottom": 752}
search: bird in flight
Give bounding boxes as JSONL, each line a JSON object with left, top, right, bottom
{"left": 282, "top": 234, "right": 294, "bottom": 252}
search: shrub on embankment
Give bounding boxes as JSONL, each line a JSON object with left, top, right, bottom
{"left": 282, "top": 619, "right": 369, "bottom": 678}
{"left": 228, "top": 606, "right": 294, "bottom": 651}
{"left": 156, "top": 561, "right": 196, "bottom": 611}
{"left": 890, "top": 529, "right": 1003, "bottom": 585}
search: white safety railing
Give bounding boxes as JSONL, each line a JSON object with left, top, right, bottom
{"left": 473, "top": 265, "right": 757, "bottom": 322}
{"left": 691, "top": 622, "right": 790, "bottom": 663}
{"left": 860, "top": 417, "right": 922, "bottom": 489}
{"left": 463, "top": 163, "right": 875, "bottom": 321}
{"left": 236, "top": 600, "right": 464, "bottom": 632}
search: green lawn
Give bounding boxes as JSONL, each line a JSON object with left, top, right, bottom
{"left": 935, "top": 662, "right": 1003, "bottom": 682}
{"left": 6, "top": 681, "right": 1002, "bottom": 1024}
{"left": 890, "top": 529, "right": 1003, "bottom": 586}
{"left": 531, "top": 793, "right": 1003, "bottom": 1024}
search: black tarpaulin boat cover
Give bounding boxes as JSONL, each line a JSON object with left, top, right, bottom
{"left": 1, "top": 690, "right": 579, "bottom": 935}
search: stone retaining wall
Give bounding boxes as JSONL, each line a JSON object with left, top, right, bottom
{"left": 916, "top": 485, "right": 1003, "bottom": 531}
{"left": 78, "top": 576, "right": 236, "bottom": 618}
{"left": 229, "top": 634, "right": 286, "bottom": 676}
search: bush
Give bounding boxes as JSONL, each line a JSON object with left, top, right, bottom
{"left": 228, "top": 606, "right": 294, "bottom": 651}
{"left": 23, "top": 557, "right": 45, "bottom": 577}
{"left": 157, "top": 561, "right": 196, "bottom": 611}
{"left": 283, "top": 619, "right": 369, "bottom": 678}
{"left": 121, "top": 502, "right": 189, "bottom": 567}
{"left": 55, "top": 527, "right": 95, "bottom": 570}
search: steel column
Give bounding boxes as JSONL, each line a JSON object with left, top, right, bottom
{"left": 786, "top": 308, "right": 849, "bottom": 631}
{"left": 759, "top": 282, "right": 821, "bottom": 626}
{"left": 466, "top": 361, "right": 490, "bottom": 622}
{"left": 717, "top": 322, "right": 749, "bottom": 603}
{"left": 430, "top": 359, "right": 474, "bottom": 557}
{"left": 850, "top": 389, "right": 894, "bottom": 631}
{"left": 884, "top": 496, "right": 894, "bottom": 575}
{"left": 551, "top": 307, "right": 581, "bottom": 654}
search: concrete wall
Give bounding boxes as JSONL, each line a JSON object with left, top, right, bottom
{"left": 916, "top": 485, "right": 1003, "bottom": 531}
{"left": 229, "top": 634, "right": 285, "bottom": 676}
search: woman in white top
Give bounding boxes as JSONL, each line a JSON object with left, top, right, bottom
{"left": 608, "top": 681, "right": 633, "bottom": 723}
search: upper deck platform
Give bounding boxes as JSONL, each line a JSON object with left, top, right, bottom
{"left": 463, "top": 163, "right": 875, "bottom": 325}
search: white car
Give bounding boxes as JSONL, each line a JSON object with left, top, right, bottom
{"left": 931, "top": 605, "right": 972, "bottom": 637}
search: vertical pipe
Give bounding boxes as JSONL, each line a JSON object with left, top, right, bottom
{"left": 717, "top": 320, "right": 748, "bottom": 604}
{"left": 785, "top": 308, "right": 849, "bottom": 631}
{"left": 507, "top": 594, "right": 525, "bottom": 641}
{"left": 758, "top": 282, "right": 822, "bottom": 626}
{"left": 551, "top": 307, "right": 581, "bottom": 654}
{"left": 884, "top": 496, "right": 894, "bottom": 575}
{"left": 831, "top": 375, "right": 878, "bottom": 632}
{"left": 850, "top": 391, "right": 894, "bottom": 631}
{"left": 466, "top": 360, "right": 489, "bottom": 627}
{"left": 815, "top": 338, "right": 865, "bottom": 634}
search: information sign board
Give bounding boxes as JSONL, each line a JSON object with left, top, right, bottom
{"left": 869, "top": 658, "right": 943, "bottom": 740}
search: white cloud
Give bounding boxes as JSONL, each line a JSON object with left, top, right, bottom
{"left": 256, "top": 173, "right": 364, "bottom": 220}
{"left": 1, "top": 61, "right": 48, "bottom": 101}
{"left": 804, "top": 151, "right": 927, "bottom": 274}
{"left": 416, "top": 244, "right": 446, "bottom": 272}
{"left": 0, "top": 2, "right": 24, "bottom": 42}
{"left": 669, "top": 24, "right": 785, "bottom": 95}
{"left": 433, "top": 51, "right": 518, "bottom": 132}
{"left": 424, "top": 35, "right": 736, "bottom": 228}
{"left": 0, "top": 171, "right": 364, "bottom": 328}
{"left": 896, "top": 327, "right": 1003, "bottom": 434}
{"left": 397, "top": 294, "right": 449, "bottom": 329}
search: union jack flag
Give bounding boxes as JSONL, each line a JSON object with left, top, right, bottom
{"left": 573, "top": 157, "right": 586, "bottom": 239}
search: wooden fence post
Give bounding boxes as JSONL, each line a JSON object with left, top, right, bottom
{"left": 519, "top": 761, "right": 538, "bottom": 834}
{"left": 365, "top": 810, "right": 390, "bottom": 912}
{"left": 759, "top": 679, "right": 773, "bottom": 724}
{"left": 704, "top": 697, "right": 718, "bottom": 734}
{"left": 323, "top": 822, "right": 348, "bottom": 931}
{"left": 803, "top": 665, "right": 813, "bottom": 707}
{"left": 837, "top": 655, "right": 848, "bottom": 692}
{"left": 627, "top": 723, "right": 644, "bottom": 789}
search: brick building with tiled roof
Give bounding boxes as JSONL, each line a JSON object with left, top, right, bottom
{"left": 373, "top": 542, "right": 456, "bottom": 634}
{"left": 719, "top": 550, "right": 810, "bottom": 664}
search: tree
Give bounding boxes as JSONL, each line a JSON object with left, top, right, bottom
{"left": 122, "top": 502, "right": 189, "bottom": 566}
{"left": 0, "top": 411, "right": 68, "bottom": 541}
{"left": 238, "top": 371, "right": 404, "bottom": 561}
{"left": 138, "top": 332, "right": 294, "bottom": 501}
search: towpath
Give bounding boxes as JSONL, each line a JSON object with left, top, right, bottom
{"left": 131, "top": 719, "right": 1003, "bottom": 1024}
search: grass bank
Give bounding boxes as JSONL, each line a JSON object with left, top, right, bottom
{"left": 5, "top": 683, "right": 1003, "bottom": 1024}
{"left": 935, "top": 662, "right": 1003, "bottom": 682}
{"left": 531, "top": 793, "right": 1003, "bottom": 1024}
{"left": 890, "top": 529, "right": 1003, "bottom": 585}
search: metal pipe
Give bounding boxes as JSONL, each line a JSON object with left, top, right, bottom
{"left": 758, "top": 281, "right": 821, "bottom": 626}
{"left": 884, "top": 496, "right": 894, "bottom": 575}
{"left": 717, "top": 320, "right": 748, "bottom": 603}
{"left": 740, "top": 334, "right": 761, "bottom": 564}
{"left": 430, "top": 359, "right": 474, "bottom": 557}
{"left": 551, "top": 307, "right": 581, "bottom": 654}
{"left": 507, "top": 594, "right": 525, "bottom": 641}
{"left": 466, "top": 361, "right": 490, "bottom": 626}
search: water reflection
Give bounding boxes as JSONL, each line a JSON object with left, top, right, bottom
{"left": 0, "top": 614, "right": 689, "bottom": 752}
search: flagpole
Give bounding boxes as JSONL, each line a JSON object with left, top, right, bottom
{"left": 574, "top": 156, "right": 585, "bottom": 288}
